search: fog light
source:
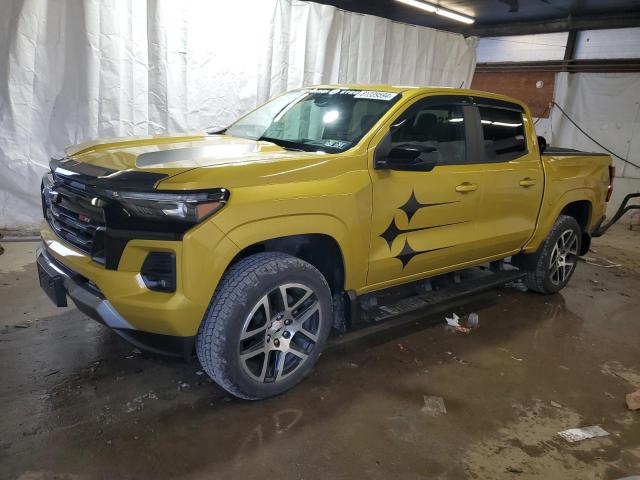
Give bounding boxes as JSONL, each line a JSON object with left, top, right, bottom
{"left": 141, "top": 252, "right": 176, "bottom": 292}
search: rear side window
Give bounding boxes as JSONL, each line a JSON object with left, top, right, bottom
{"left": 390, "top": 104, "right": 466, "bottom": 164}
{"left": 478, "top": 106, "right": 527, "bottom": 161}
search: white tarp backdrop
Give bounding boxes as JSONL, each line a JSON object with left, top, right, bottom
{"left": 535, "top": 72, "right": 640, "bottom": 212}
{"left": 0, "top": 0, "right": 478, "bottom": 229}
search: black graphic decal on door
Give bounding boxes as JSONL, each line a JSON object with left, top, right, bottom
{"left": 399, "top": 191, "right": 456, "bottom": 222}
{"left": 395, "top": 238, "right": 452, "bottom": 268}
{"left": 380, "top": 190, "right": 463, "bottom": 268}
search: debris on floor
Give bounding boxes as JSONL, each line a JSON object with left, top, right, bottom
{"left": 506, "top": 467, "right": 524, "bottom": 474}
{"left": 550, "top": 400, "right": 562, "bottom": 409}
{"left": 558, "top": 425, "right": 610, "bottom": 443}
{"left": 125, "top": 391, "right": 158, "bottom": 413}
{"left": 445, "top": 313, "right": 461, "bottom": 327}
{"left": 582, "top": 256, "right": 622, "bottom": 268}
{"left": 421, "top": 395, "right": 447, "bottom": 417}
{"left": 445, "top": 312, "right": 479, "bottom": 334}
{"left": 444, "top": 351, "right": 471, "bottom": 365}
{"left": 626, "top": 390, "right": 640, "bottom": 410}
{"left": 504, "top": 280, "right": 528, "bottom": 292}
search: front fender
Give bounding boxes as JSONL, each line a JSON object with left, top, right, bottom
{"left": 224, "top": 213, "right": 365, "bottom": 290}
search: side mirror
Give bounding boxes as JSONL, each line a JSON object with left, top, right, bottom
{"left": 537, "top": 136, "right": 547, "bottom": 154}
{"left": 383, "top": 144, "right": 438, "bottom": 172}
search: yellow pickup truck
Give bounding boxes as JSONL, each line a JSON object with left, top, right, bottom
{"left": 37, "top": 85, "right": 614, "bottom": 399}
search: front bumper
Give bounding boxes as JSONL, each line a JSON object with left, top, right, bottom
{"left": 36, "top": 246, "right": 195, "bottom": 357}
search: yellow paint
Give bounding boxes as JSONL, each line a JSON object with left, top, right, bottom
{"left": 42, "top": 85, "right": 611, "bottom": 337}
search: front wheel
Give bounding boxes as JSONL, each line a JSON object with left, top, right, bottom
{"left": 196, "top": 252, "right": 333, "bottom": 400}
{"left": 522, "top": 215, "right": 582, "bottom": 294}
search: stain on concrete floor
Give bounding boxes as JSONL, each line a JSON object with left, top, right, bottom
{"left": 0, "top": 226, "right": 638, "bottom": 479}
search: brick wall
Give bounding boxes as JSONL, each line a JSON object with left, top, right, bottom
{"left": 470, "top": 71, "right": 555, "bottom": 118}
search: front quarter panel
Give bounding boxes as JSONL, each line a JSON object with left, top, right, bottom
{"left": 158, "top": 152, "right": 373, "bottom": 291}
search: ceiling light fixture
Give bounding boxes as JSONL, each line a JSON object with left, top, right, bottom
{"left": 395, "top": 0, "right": 475, "bottom": 25}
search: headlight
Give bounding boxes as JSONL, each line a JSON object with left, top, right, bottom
{"left": 108, "top": 189, "right": 229, "bottom": 224}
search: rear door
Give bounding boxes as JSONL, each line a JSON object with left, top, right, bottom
{"left": 471, "top": 100, "right": 544, "bottom": 259}
{"left": 366, "top": 95, "right": 485, "bottom": 288}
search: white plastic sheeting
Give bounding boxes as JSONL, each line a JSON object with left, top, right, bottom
{"left": 550, "top": 73, "right": 640, "bottom": 180}
{"left": 0, "top": 0, "right": 477, "bottom": 229}
{"left": 536, "top": 72, "right": 640, "bottom": 213}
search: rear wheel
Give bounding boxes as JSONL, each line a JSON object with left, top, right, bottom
{"left": 196, "top": 252, "right": 332, "bottom": 400}
{"left": 523, "top": 215, "right": 581, "bottom": 294}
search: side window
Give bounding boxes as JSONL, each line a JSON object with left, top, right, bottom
{"left": 390, "top": 104, "right": 466, "bottom": 164}
{"left": 478, "top": 106, "right": 527, "bottom": 161}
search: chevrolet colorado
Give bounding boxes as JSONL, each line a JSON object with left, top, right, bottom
{"left": 37, "top": 85, "right": 614, "bottom": 399}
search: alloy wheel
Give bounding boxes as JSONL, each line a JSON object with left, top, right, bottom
{"left": 238, "top": 283, "right": 321, "bottom": 383}
{"left": 548, "top": 229, "right": 578, "bottom": 286}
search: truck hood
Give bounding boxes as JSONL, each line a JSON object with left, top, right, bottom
{"left": 53, "top": 132, "right": 335, "bottom": 192}
{"left": 64, "top": 133, "right": 318, "bottom": 171}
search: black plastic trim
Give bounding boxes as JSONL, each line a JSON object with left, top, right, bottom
{"left": 542, "top": 146, "right": 608, "bottom": 157}
{"left": 51, "top": 157, "right": 168, "bottom": 191}
{"left": 112, "top": 329, "right": 195, "bottom": 358}
{"left": 141, "top": 252, "right": 176, "bottom": 292}
{"left": 471, "top": 97, "right": 525, "bottom": 113}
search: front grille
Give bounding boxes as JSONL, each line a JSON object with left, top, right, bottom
{"left": 43, "top": 175, "right": 106, "bottom": 257}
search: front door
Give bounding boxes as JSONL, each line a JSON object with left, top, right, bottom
{"left": 366, "top": 96, "right": 485, "bottom": 288}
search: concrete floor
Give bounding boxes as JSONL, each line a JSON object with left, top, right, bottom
{"left": 1, "top": 226, "right": 639, "bottom": 480}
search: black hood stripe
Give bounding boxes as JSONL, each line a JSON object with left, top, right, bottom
{"left": 50, "top": 158, "right": 168, "bottom": 191}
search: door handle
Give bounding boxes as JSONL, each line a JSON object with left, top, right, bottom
{"left": 519, "top": 178, "right": 537, "bottom": 187}
{"left": 455, "top": 182, "right": 478, "bottom": 193}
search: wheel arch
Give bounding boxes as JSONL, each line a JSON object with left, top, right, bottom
{"left": 560, "top": 199, "right": 593, "bottom": 255}
{"left": 229, "top": 233, "right": 346, "bottom": 294}
{"left": 222, "top": 214, "right": 365, "bottom": 293}
{"left": 523, "top": 188, "right": 596, "bottom": 254}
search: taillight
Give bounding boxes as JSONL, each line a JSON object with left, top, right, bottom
{"left": 606, "top": 165, "right": 615, "bottom": 202}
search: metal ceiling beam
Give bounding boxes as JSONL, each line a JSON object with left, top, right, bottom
{"left": 563, "top": 30, "right": 577, "bottom": 62}
{"left": 475, "top": 59, "right": 640, "bottom": 73}
{"left": 468, "top": 12, "right": 640, "bottom": 37}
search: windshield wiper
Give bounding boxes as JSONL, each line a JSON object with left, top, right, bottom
{"left": 206, "top": 127, "right": 227, "bottom": 135}
{"left": 258, "top": 136, "right": 309, "bottom": 152}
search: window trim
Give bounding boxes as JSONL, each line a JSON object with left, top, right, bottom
{"left": 472, "top": 103, "right": 529, "bottom": 164}
{"left": 374, "top": 95, "right": 477, "bottom": 168}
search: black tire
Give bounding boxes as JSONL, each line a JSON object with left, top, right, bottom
{"left": 523, "top": 215, "right": 582, "bottom": 294}
{"left": 196, "top": 252, "right": 333, "bottom": 400}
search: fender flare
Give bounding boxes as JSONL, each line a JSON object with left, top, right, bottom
{"left": 224, "top": 213, "right": 363, "bottom": 290}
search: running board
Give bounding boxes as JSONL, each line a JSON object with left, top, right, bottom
{"left": 366, "top": 270, "right": 526, "bottom": 323}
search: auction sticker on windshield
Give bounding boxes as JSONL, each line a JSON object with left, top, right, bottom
{"left": 353, "top": 91, "right": 398, "bottom": 101}
{"left": 304, "top": 88, "right": 398, "bottom": 101}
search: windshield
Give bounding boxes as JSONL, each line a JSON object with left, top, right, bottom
{"left": 223, "top": 88, "right": 401, "bottom": 153}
